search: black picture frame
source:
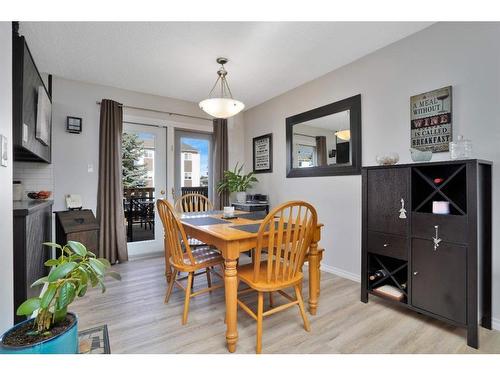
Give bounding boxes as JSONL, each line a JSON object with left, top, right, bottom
{"left": 253, "top": 133, "right": 273, "bottom": 173}
{"left": 286, "top": 94, "right": 362, "bottom": 178}
{"left": 67, "top": 116, "right": 82, "bottom": 134}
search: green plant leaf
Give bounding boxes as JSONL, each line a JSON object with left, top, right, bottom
{"left": 107, "top": 271, "right": 122, "bottom": 281}
{"left": 77, "top": 266, "right": 89, "bottom": 285}
{"left": 77, "top": 284, "right": 88, "bottom": 297}
{"left": 89, "top": 258, "right": 106, "bottom": 276}
{"left": 30, "top": 276, "right": 49, "bottom": 288}
{"left": 44, "top": 259, "right": 59, "bottom": 267}
{"left": 97, "top": 258, "right": 111, "bottom": 268}
{"left": 57, "top": 282, "right": 76, "bottom": 309}
{"left": 43, "top": 242, "right": 63, "bottom": 250}
{"left": 40, "top": 283, "right": 58, "bottom": 308}
{"left": 87, "top": 251, "right": 96, "bottom": 258}
{"left": 98, "top": 280, "right": 106, "bottom": 293}
{"left": 67, "top": 241, "right": 88, "bottom": 257}
{"left": 16, "top": 297, "right": 41, "bottom": 316}
{"left": 48, "top": 262, "right": 78, "bottom": 282}
{"left": 87, "top": 267, "right": 99, "bottom": 287}
{"left": 53, "top": 307, "right": 67, "bottom": 323}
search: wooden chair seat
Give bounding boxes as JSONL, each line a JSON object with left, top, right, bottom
{"left": 179, "top": 246, "right": 223, "bottom": 269}
{"left": 238, "top": 261, "right": 303, "bottom": 292}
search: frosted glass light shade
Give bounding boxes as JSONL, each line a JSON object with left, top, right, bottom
{"left": 199, "top": 98, "right": 245, "bottom": 119}
{"left": 335, "top": 129, "right": 351, "bottom": 141}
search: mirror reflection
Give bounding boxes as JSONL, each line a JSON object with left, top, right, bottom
{"left": 292, "top": 110, "right": 351, "bottom": 168}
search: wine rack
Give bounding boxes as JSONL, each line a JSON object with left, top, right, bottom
{"left": 361, "top": 159, "right": 492, "bottom": 349}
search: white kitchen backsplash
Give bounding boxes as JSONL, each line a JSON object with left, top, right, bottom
{"left": 13, "top": 161, "right": 54, "bottom": 198}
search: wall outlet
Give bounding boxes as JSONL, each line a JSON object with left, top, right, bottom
{"left": 22, "top": 123, "right": 28, "bottom": 143}
{"left": 87, "top": 163, "right": 94, "bottom": 173}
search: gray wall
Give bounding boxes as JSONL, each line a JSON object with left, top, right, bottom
{"left": 243, "top": 22, "right": 500, "bottom": 327}
{"left": 0, "top": 22, "right": 13, "bottom": 333}
{"left": 50, "top": 77, "right": 244, "bottom": 213}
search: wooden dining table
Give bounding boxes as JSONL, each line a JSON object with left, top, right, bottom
{"left": 165, "top": 210, "right": 323, "bottom": 353}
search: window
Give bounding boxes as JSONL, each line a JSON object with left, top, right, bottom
{"left": 184, "top": 172, "right": 192, "bottom": 180}
{"left": 184, "top": 152, "right": 192, "bottom": 160}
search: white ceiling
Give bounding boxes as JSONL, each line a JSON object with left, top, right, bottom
{"left": 20, "top": 22, "right": 433, "bottom": 109}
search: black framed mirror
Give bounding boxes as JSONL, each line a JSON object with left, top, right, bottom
{"left": 286, "top": 94, "right": 361, "bottom": 178}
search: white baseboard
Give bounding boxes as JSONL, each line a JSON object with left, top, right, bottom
{"left": 492, "top": 317, "right": 500, "bottom": 331}
{"left": 319, "top": 263, "right": 361, "bottom": 283}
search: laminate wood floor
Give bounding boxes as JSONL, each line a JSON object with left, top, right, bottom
{"left": 71, "top": 255, "right": 500, "bottom": 354}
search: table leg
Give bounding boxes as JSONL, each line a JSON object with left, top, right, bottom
{"left": 224, "top": 259, "right": 238, "bottom": 352}
{"left": 308, "top": 241, "right": 319, "bottom": 315}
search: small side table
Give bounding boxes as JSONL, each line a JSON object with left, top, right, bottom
{"left": 231, "top": 202, "right": 270, "bottom": 214}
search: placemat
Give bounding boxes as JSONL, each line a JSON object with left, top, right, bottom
{"left": 78, "top": 325, "right": 110, "bottom": 354}
{"left": 181, "top": 210, "right": 223, "bottom": 218}
{"left": 237, "top": 211, "right": 268, "bottom": 220}
{"left": 182, "top": 216, "right": 229, "bottom": 226}
{"left": 231, "top": 222, "right": 289, "bottom": 233}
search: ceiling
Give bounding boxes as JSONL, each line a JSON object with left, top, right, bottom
{"left": 20, "top": 22, "right": 433, "bottom": 109}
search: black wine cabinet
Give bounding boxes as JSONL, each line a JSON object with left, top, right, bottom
{"left": 361, "top": 159, "right": 492, "bottom": 349}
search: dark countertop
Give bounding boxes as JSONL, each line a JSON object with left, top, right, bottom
{"left": 13, "top": 199, "right": 53, "bottom": 216}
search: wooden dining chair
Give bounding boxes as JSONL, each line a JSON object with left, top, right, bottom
{"left": 174, "top": 193, "right": 213, "bottom": 213}
{"left": 157, "top": 199, "right": 224, "bottom": 325}
{"left": 236, "top": 200, "right": 318, "bottom": 353}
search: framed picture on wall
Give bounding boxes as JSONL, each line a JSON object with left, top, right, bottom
{"left": 410, "top": 85, "right": 452, "bottom": 152}
{"left": 253, "top": 133, "right": 273, "bottom": 173}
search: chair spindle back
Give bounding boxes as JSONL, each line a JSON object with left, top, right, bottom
{"left": 157, "top": 199, "right": 196, "bottom": 267}
{"left": 253, "top": 201, "right": 317, "bottom": 284}
{"left": 174, "top": 193, "right": 213, "bottom": 213}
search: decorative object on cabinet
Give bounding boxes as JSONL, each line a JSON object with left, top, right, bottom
{"left": 286, "top": 94, "right": 361, "bottom": 177}
{"left": 409, "top": 147, "right": 432, "bottom": 162}
{"left": 450, "top": 135, "right": 472, "bottom": 159}
{"left": 252, "top": 133, "right": 273, "bottom": 173}
{"left": 361, "top": 159, "right": 492, "bottom": 349}
{"left": 13, "top": 199, "right": 53, "bottom": 323}
{"left": 55, "top": 210, "right": 100, "bottom": 256}
{"left": 376, "top": 153, "right": 399, "bottom": 165}
{"left": 27, "top": 190, "right": 52, "bottom": 200}
{"left": 410, "top": 86, "right": 452, "bottom": 153}
{"left": 12, "top": 22, "right": 52, "bottom": 163}
{"left": 67, "top": 116, "right": 83, "bottom": 134}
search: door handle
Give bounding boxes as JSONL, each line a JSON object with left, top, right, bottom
{"left": 432, "top": 225, "right": 442, "bottom": 251}
{"left": 398, "top": 198, "right": 407, "bottom": 219}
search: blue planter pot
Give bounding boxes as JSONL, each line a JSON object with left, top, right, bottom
{"left": 0, "top": 312, "right": 78, "bottom": 354}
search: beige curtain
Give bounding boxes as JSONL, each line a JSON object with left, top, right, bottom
{"left": 213, "top": 118, "right": 229, "bottom": 210}
{"left": 97, "top": 99, "right": 128, "bottom": 264}
{"left": 316, "top": 136, "right": 327, "bottom": 166}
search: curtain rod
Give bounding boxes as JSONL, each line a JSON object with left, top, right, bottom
{"left": 96, "top": 101, "right": 212, "bottom": 122}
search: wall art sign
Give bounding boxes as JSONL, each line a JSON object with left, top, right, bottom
{"left": 410, "top": 86, "right": 452, "bottom": 153}
{"left": 253, "top": 133, "right": 273, "bottom": 173}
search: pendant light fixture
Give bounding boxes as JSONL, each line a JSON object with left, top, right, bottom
{"left": 199, "top": 57, "right": 245, "bottom": 119}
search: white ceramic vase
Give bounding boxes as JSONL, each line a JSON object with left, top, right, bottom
{"left": 236, "top": 191, "right": 247, "bottom": 203}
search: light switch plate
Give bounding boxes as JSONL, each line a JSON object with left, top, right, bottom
{"left": 0, "top": 134, "right": 7, "bottom": 167}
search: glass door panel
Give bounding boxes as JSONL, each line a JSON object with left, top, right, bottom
{"left": 123, "top": 122, "right": 166, "bottom": 257}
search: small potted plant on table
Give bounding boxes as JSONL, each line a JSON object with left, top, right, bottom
{"left": 0, "top": 241, "right": 120, "bottom": 354}
{"left": 216, "top": 163, "right": 258, "bottom": 203}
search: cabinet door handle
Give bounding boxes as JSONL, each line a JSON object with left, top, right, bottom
{"left": 399, "top": 198, "right": 407, "bottom": 219}
{"left": 383, "top": 243, "right": 389, "bottom": 247}
{"left": 413, "top": 271, "right": 419, "bottom": 276}
{"left": 432, "top": 225, "right": 442, "bottom": 251}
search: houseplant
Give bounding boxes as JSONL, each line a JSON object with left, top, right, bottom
{"left": 0, "top": 241, "right": 120, "bottom": 354}
{"left": 216, "top": 163, "right": 258, "bottom": 203}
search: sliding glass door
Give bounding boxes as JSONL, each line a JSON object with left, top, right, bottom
{"left": 122, "top": 122, "right": 166, "bottom": 257}
{"left": 174, "top": 130, "right": 213, "bottom": 201}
